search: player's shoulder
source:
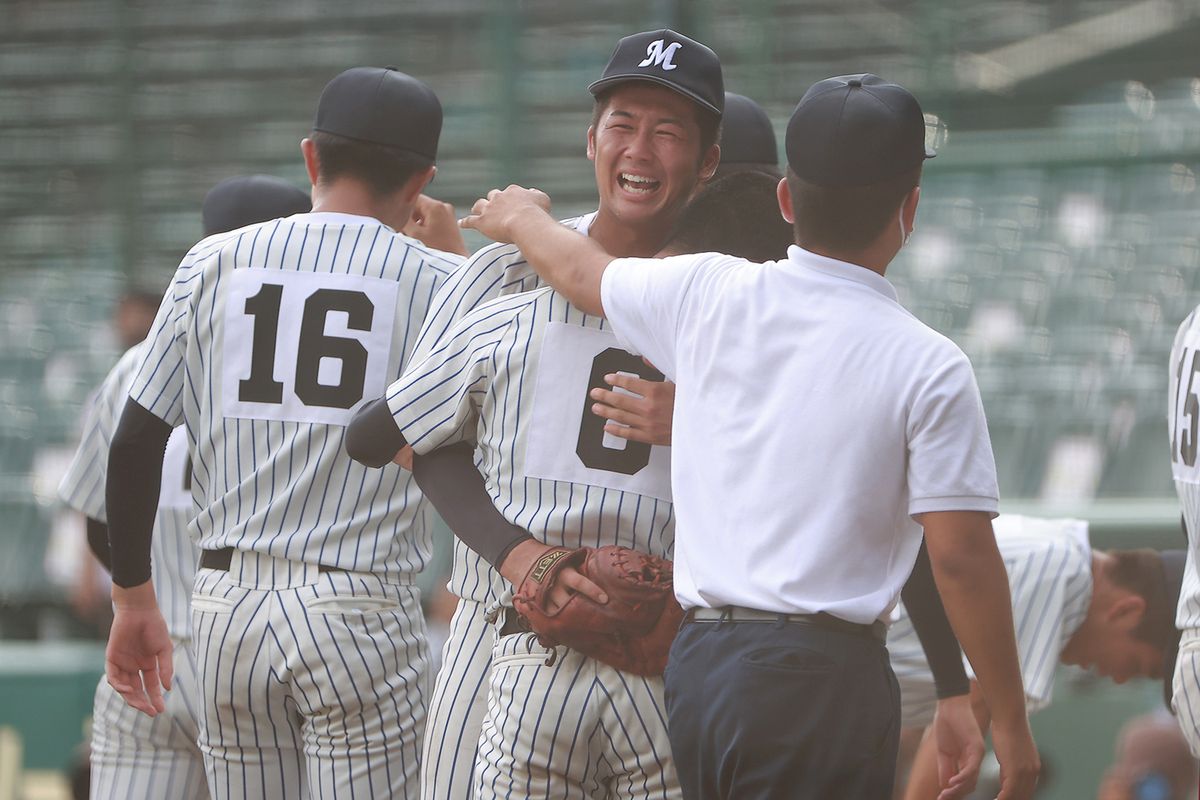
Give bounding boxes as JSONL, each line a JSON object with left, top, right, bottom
{"left": 451, "top": 214, "right": 592, "bottom": 288}
{"left": 387, "top": 231, "right": 464, "bottom": 277}
{"left": 994, "top": 514, "right": 1092, "bottom": 564}
{"left": 452, "top": 285, "right": 552, "bottom": 332}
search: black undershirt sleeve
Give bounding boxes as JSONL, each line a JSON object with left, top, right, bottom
{"left": 411, "top": 443, "right": 534, "bottom": 568}
{"left": 902, "top": 539, "right": 971, "bottom": 699}
{"left": 106, "top": 399, "right": 173, "bottom": 588}
{"left": 85, "top": 517, "right": 113, "bottom": 573}
{"left": 345, "top": 398, "right": 408, "bottom": 468}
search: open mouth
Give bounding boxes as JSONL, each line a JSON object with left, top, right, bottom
{"left": 617, "top": 172, "right": 661, "bottom": 195}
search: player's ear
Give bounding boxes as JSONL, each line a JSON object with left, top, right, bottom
{"left": 698, "top": 144, "right": 720, "bottom": 183}
{"left": 301, "top": 138, "right": 320, "bottom": 188}
{"left": 586, "top": 125, "right": 597, "bottom": 162}
{"left": 902, "top": 185, "right": 920, "bottom": 234}
{"left": 401, "top": 165, "right": 437, "bottom": 204}
{"left": 1108, "top": 594, "right": 1146, "bottom": 630}
{"left": 776, "top": 177, "right": 795, "bottom": 224}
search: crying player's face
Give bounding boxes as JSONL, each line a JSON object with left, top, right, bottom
{"left": 588, "top": 83, "right": 713, "bottom": 228}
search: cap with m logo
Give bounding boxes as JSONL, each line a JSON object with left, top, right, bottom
{"left": 588, "top": 29, "right": 724, "bottom": 117}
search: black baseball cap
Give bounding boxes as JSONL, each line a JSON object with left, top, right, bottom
{"left": 313, "top": 66, "right": 442, "bottom": 160}
{"left": 721, "top": 92, "right": 778, "bottom": 168}
{"left": 588, "top": 29, "right": 724, "bottom": 117}
{"left": 785, "top": 73, "right": 934, "bottom": 187}
{"left": 1161, "top": 549, "right": 1187, "bottom": 709}
{"left": 202, "top": 175, "right": 312, "bottom": 236}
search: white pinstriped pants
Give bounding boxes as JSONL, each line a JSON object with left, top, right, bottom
{"left": 190, "top": 552, "right": 430, "bottom": 800}
{"left": 475, "top": 629, "right": 681, "bottom": 800}
{"left": 420, "top": 597, "right": 495, "bottom": 800}
{"left": 90, "top": 636, "right": 208, "bottom": 800}
{"left": 1173, "top": 627, "right": 1200, "bottom": 756}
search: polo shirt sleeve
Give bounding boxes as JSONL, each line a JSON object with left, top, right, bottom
{"left": 599, "top": 254, "right": 707, "bottom": 379}
{"left": 905, "top": 352, "right": 999, "bottom": 517}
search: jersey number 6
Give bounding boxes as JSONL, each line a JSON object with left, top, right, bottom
{"left": 575, "top": 348, "right": 664, "bottom": 475}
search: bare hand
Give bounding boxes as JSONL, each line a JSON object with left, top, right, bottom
{"left": 459, "top": 185, "right": 552, "bottom": 243}
{"left": 990, "top": 717, "right": 1040, "bottom": 800}
{"left": 393, "top": 444, "right": 414, "bottom": 471}
{"left": 931, "top": 695, "right": 985, "bottom": 800}
{"left": 590, "top": 371, "right": 675, "bottom": 446}
{"left": 106, "top": 583, "right": 173, "bottom": 717}
{"left": 499, "top": 539, "right": 607, "bottom": 610}
{"left": 403, "top": 194, "right": 469, "bottom": 256}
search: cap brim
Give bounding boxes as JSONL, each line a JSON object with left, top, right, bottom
{"left": 587, "top": 74, "right": 722, "bottom": 117}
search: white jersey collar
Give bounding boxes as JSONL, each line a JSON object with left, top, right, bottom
{"left": 786, "top": 245, "right": 898, "bottom": 302}
{"left": 289, "top": 212, "right": 394, "bottom": 231}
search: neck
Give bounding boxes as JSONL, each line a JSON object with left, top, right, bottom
{"left": 802, "top": 239, "right": 897, "bottom": 276}
{"left": 1060, "top": 552, "right": 1108, "bottom": 665}
{"left": 587, "top": 210, "right": 674, "bottom": 258}
{"left": 311, "top": 181, "right": 408, "bottom": 231}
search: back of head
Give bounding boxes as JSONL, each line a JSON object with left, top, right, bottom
{"left": 202, "top": 175, "right": 312, "bottom": 236}
{"left": 784, "top": 73, "right": 933, "bottom": 253}
{"left": 663, "top": 171, "right": 793, "bottom": 262}
{"left": 716, "top": 92, "right": 779, "bottom": 180}
{"left": 1108, "top": 549, "right": 1178, "bottom": 653}
{"left": 311, "top": 66, "right": 442, "bottom": 196}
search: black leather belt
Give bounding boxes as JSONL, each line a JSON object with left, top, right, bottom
{"left": 684, "top": 606, "right": 886, "bottom": 643}
{"left": 199, "top": 547, "right": 347, "bottom": 574}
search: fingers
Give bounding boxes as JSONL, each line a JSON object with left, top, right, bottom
{"left": 107, "top": 665, "right": 160, "bottom": 718}
{"left": 603, "top": 423, "right": 659, "bottom": 445}
{"left": 591, "top": 401, "right": 641, "bottom": 428}
{"left": 141, "top": 662, "right": 167, "bottom": 715}
{"left": 589, "top": 386, "right": 647, "bottom": 415}
{"left": 160, "top": 644, "right": 174, "bottom": 692}
{"left": 556, "top": 568, "right": 609, "bottom": 606}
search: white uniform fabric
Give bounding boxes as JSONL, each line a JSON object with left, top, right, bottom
{"left": 1168, "top": 306, "right": 1200, "bottom": 754}
{"left": 389, "top": 224, "right": 679, "bottom": 799}
{"left": 600, "top": 245, "right": 999, "bottom": 622}
{"left": 58, "top": 341, "right": 206, "bottom": 799}
{"left": 889, "top": 514, "right": 1092, "bottom": 726}
{"left": 130, "top": 212, "right": 459, "bottom": 799}
{"left": 405, "top": 214, "right": 598, "bottom": 800}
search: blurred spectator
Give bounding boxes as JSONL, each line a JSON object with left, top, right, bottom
{"left": 111, "top": 290, "right": 161, "bottom": 350}
{"left": 1098, "top": 712, "right": 1198, "bottom": 800}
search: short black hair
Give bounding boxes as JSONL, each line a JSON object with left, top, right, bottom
{"left": 591, "top": 87, "right": 722, "bottom": 162}
{"left": 118, "top": 289, "right": 163, "bottom": 314}
{"left": 310, "top": 130, "right": 434, "bottom": 197}
{"left": 786, "top": 165, "right": 921, "bottom": 253}
{"left": 1108, "top": 549, "right": 1177, "bottom": 651}
{"left": 665, "top": 171, "right": 793, "bottom": 262}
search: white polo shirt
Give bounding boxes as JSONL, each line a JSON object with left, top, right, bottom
{"left": 599, "top": 245, "right": 999, "bottom": 623}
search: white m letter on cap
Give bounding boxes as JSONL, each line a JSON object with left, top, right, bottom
{"left": 638, "top": 39, "right": 681, "bottom": 71}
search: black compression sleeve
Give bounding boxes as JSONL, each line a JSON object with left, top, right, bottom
{"left": 107, "top": 399, "right": 173, "bottom": 588}
{"left": 346, "top": 398, "right": 408, "bottom": 468}
{"left": 411, "top": 443, "right": 534, "bottom": 568}
{"left": 902, "top": 540, "right": 970, "bottom": 699}
{"left": 85, "top": 517, "right": 113, "bottom": 573}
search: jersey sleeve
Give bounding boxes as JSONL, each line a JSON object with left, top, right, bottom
{"left": 965, "top": 538, "right": 1091, "bottom": 711}
{"left": 57, "top": 348, "right": 142, "bottom": 521}
{"left": 905, "top": 353, "right": 999, "bottom": 517}
{"left": 386, "top": 298, "right": 517, "bottom": 455}
{"left": 599, "top": 253, "right": 710, "bottom": 378}
{"left": 128, "top": 256, "right": 199, "bottom": 427}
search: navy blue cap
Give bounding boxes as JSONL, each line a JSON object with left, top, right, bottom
{"left": 1162, "top": 549, "right": 1186, "bottom": 709}
{"left": 313, "top": 67, "right": 442, "bottom": 160}
{"left": 588, "top": 29, "right": 724, "bottom": 117}
{"left": 785, "top": 73, "right": 934, "bottom": 187}
{"left": 202, "top": 175, "right": 311, "bottom": 236}
{"left": 721, "top": 92, "right": 778, "bottom": 167}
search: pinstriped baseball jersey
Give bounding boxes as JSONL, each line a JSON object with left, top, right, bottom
{"left": 129, "top": 212, "right": 460, "bottom": 578}
{"left": 58, "top": 341, "right": 197, "bottom": 640}
{"left": 387, "top": 284, "right": 676, "bottom": 568}
{"left": 889, "top": 514, "right": 1092, "bottom": 726}
{"left": 1170, "top": 307, "right": 1200, "bottom": 631}
{"left": 406, "top": 213, "right": 597, "bottom": 604}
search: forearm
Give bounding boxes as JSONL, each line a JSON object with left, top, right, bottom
{"left": 922, "top": 516, "right": 1027, "bottom": 728}
{"left": 411, "top": 443, "right": 533, "bottom": 569}
{"left": 901, "top": 540, "right": 969, "bottom": 699}
{"left": 902, "top": 683, "right": 991, "bottom": 800}
{"left": 509, "top": 207, "right": 613, "bottom": 317}
{"left": 106, "top": 399, "right": 172, "bottom": 588}
{"left": 86, "top": 517, "right": 113, "bottom": 573}
{"left": 345, "top": 398, "right": 408, "bottom": 467}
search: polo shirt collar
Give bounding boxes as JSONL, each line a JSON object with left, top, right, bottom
{"left": 786, "top": 245, "right": 898, "bottom": 302}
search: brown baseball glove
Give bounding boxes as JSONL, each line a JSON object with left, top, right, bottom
{"left": 511, "top": 545, "right": 683, "bottom": 676}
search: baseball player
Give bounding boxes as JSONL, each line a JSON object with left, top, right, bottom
{"left": 344, "top": 30, "right": 721, "bottom": 800}
{"left": 458, "top": 72, "right": 1042, "bottom": 799}
{"left": 1169, "top": 305, "right": 1200, "bottom": 755}
{"left": 714, "top": 92, "right": 781, "bottom": 179}
{"left": 57, "top": 175, "right": 312, "bottom": 800}
{"left": 101, "top": 67, "right": 463, "bottom": 800}
{"left": 894, "top": 514, "right": 1184, "bottom": 799}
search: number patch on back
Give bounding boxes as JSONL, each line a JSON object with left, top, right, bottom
{"left": 1172, "top": 335, "right": 1200, "bottom": 479}
{"left": 221, "top": 268, "right": 399, "bottom": 425}
{"left": 523, "top": 322, "right": 671, "bottom": 500}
